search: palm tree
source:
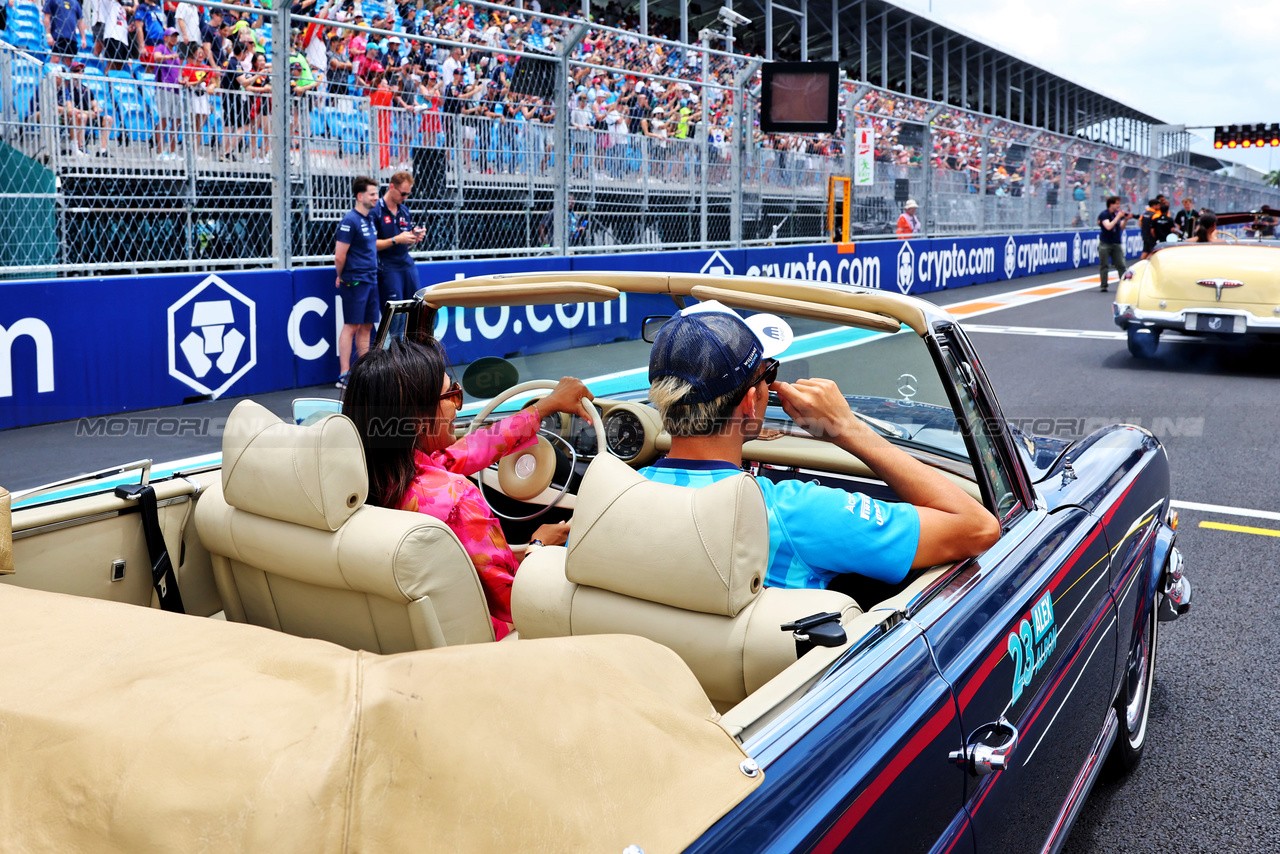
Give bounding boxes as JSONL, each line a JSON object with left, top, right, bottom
{"left": 1265, "top": 169, "right": 1280, "bottom": 187}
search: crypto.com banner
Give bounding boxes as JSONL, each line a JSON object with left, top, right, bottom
{"left": 0, "top": 230, "right": 1128, "bottom": 429}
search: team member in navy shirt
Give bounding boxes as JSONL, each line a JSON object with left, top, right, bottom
{"left": 372, "top": 170, "right": 424, "bottom": 320}
{"left": 334, "top": 176, "right": 382, "bottom": 388}
{"left": 1097, "top": 195, "right": 1131, "bottom": 293}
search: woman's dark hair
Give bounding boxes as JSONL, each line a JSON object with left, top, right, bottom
{"left": 1193, "top": 212, "right": 1217, "bottom": 243}
{"left": 342, "top": 338, "right": 447, "bottom": 509}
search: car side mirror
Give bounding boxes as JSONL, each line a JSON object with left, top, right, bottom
{"left": 641, "top": 315, "right": 671, "bottom": 343}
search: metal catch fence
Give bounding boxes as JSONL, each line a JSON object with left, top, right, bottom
{"left": 2, "top": 2, "right": 1278, "bottom": 280}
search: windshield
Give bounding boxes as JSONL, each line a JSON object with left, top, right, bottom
{"left": 418, "top": 290, "right": 967, "bottom": 463}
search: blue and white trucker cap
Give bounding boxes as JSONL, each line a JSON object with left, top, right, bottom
{"left": 648, "top": 301, "right": 793, "bottom": 404}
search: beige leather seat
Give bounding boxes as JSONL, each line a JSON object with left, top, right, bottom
{"left": 195, "top": 401, "right": 495, "bottom": 652}
{"left": 512, "top": 453, "right": 862, "bottom": 709}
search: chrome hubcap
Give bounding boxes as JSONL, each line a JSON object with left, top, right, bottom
{"left": 1124, "top": 604, "right": 1157, "bottom": 744}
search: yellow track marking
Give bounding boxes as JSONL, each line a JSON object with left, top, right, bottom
{"left": 1199, "top": 521, "right": 1280, "bottom": 538}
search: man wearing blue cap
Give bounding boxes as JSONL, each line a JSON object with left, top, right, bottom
{"left": 640, "top": 303, "right": 1000, "bottom": 592}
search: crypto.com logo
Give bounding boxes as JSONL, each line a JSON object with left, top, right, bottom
{"left": 896, "top": 241, "right": 915, "bottom": 294}
{"left": 1004, "top": 236, "right": 1018, "bottom": 279}
{"left": 167, "top": 275, "right": 257, "bottom": 399}
{"left": 1072, "top": 232, "right": 1082, "bottom": 268}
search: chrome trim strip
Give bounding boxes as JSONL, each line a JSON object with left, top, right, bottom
{"left": 1123, "top": 306, "right": 1280, "bottom": 331}
{"left": 12, "top": 459, "right": 153, "bottom": 503}
{"left": 1039, "top": 707, "right": 1120, "bottom": 854}
{"left": 12, "top": 494, "right": 193, "bottom": 540}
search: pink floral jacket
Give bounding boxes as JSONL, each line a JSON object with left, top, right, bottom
{"left": 399, "top": 409, "right": 539, "bottom": 639}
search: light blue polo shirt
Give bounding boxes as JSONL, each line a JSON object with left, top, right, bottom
{"left": 638, "top": 458, "right": 920, "bottom": 590}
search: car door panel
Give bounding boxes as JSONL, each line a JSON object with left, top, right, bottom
{"left": 687, "top": 629, "right": 968, "bottom": 854}
{"left": 5, "top": 472, "right": 222, "bottom": 616}
{"left": 926, "top": 507, "right": 1116, "bottom": 854}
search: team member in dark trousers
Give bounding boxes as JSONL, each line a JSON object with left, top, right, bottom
{"left": 372, "top": 170, "right": 424, "bottom": 333}
{"left": 1098, "top": 196, "right": 1131, "bottom": 293}
{"left": 334, "top": 176, "right": 381, "bottom": 389}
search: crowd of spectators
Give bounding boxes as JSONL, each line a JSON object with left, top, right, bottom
{"left": 1, "top": 0, "right": 1223, "bottom": 216}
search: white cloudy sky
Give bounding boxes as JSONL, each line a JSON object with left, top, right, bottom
{"left": 890, "top": 0, "right": 1280, "bottom": 175}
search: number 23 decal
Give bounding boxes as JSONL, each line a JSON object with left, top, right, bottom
{"left": 1009, "top": 591, "right": 1058, "bottom": 706}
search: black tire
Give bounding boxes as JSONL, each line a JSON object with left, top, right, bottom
{"left": 1104, "top": 592, "right": 1158, "bottom": 778}
{"left": 1127, "top": 327, "right": 1160, "bottom": 359}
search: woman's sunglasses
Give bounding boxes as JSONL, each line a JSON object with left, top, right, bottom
{"left": 439, "top": 381, "right": 464, "bottom": 406}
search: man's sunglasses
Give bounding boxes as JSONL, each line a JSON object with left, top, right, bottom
{"left": 731, "top": 358, "right": 779, "bottom": 404}
{"left": 439, "top": 381, "right": 464, "bottom": 406}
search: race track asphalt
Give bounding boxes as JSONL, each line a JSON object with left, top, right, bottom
{"left": 3, "top": 267, "right": 1277, "bottom": 851}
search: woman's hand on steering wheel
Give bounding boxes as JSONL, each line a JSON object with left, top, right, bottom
{"left": 533, "top": 377, "right": 595, "bottom": 420}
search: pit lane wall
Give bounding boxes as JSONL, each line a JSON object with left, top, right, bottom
{"left": 0, "top": 230, "right": 1144, "bottom": 430}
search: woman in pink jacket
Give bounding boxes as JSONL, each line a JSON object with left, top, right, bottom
{"left": 343, "top": 338, "right": 593, "bottom": 639}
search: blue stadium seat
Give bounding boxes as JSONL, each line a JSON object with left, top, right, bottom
{"left": 203, "top": 94, "right": 223, "bottom": 146}
{"left": 107, "top": 69, "right": 153, "bottom": 141}
{"left": 311, "top": 105, "right": 331, "bottom": 139}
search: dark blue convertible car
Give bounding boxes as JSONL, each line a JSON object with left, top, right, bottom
{"left": 0, "top": 273, "right": 1189, "bottom": 853}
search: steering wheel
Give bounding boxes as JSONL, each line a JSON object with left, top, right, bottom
{"left": 1218, "top": 231, "right": 1238, "bottom": 244}
{"left": 466, "top": 380, "right": 605, "bottom": 521}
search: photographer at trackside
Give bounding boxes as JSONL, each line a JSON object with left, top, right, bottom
{"left": 1098, "top": 196, "right": 1131, "bottom": 293}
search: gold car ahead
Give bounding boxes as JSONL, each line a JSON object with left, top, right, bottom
{"left": 1114, "top": 229, "right": 1280, "bottom": 358}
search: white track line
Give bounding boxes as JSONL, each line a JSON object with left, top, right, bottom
{"left": 963, "top": 324, "right": 1200, "bottom": 344}
{"left": 1170, "top": 500, "right": 1280, "bottom": 522}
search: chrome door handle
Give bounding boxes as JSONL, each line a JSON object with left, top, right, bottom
{"left": 949, "top": 718, "right": 1019, "bottom": 776}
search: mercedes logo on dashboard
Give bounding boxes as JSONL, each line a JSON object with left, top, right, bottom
{"left": 897, "top": 373, "right": 918, "bottom": 400}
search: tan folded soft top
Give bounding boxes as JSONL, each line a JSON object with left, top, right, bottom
{"left": 0, "top": 585, "right": 761, "bottom": 854}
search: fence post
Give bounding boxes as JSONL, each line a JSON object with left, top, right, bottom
{"left": 270, "top": 3, "right": 292, "bottom": 269}
{"left": 699, "top": 34, "right": 710, "bottom": 248}
{"left": 554, "top": 58, "right": 570, "bottom": 256}
{"left": 558, "top": 24, "right": 587, "bottom": 256}
{"left": 0, "top": 49, "right": 13, "bottom": 139}
{"left": 922, "top": 105, "right": 942, "bottom": 238}
{"left": 730, "top": 61, "right": 759, "bottom": 248}
{"left": 1021, "top": 132, "right": 1039, "bottom": 234}
{"left": 182, "top": 86, "right": 197, "bottom": 264}
{"left": 978, "top": 133, "right": 989, "bottom": 233}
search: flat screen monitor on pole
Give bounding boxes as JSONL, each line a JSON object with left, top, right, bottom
{"left": 759, "top": 62, "right": 839, "bottom": 135}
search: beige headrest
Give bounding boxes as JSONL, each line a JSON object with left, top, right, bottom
{"left": 0, "top": 487, "right": 13, "bottom": 575}
{"left": 221, "top": 400, "right": 368, "bottom": 532}
{"left": 566, "top": 454, "right": 766, "bottom": 617}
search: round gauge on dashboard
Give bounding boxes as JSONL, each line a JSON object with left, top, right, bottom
{"left": 540, "top": 413, "right": 563, "bottom": 434}
{"left": 605, "top": 409, "right": 645, "bottom": 460}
